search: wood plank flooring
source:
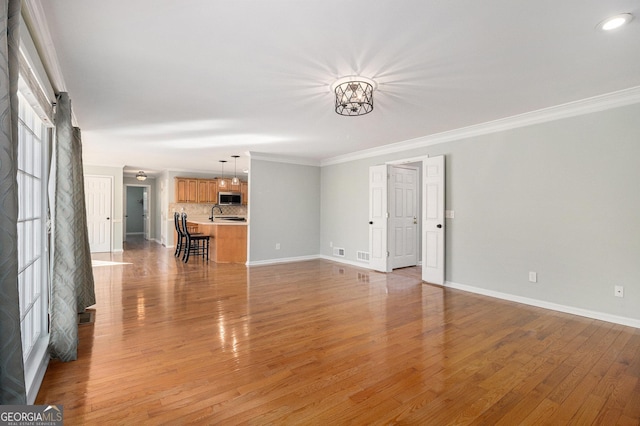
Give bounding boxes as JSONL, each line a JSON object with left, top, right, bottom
{"left": 36, "top": 236, "right": 640, "bottom": 424}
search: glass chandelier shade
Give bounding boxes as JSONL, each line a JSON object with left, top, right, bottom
{"left": 231, "top": 155, "right": 240, "bottom": 186}
{"left": 219, "top": 160, "right": 227, "bottom": 188}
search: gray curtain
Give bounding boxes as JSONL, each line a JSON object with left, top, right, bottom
{"left": 0, "top": 0, "right": 26, "bottom": 405}
{"left": 49, "top": 93, "right": 96, "bottom": 362}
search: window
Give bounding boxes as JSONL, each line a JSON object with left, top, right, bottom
{"left": 17, "top": 90, "right": 50, "bottom": 400}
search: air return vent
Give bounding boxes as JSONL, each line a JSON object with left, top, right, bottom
{"left": 357, "top": 251, "right": 370, "bottom": 262}
{"left": 333, "top": 247, "right": 345, "bottom": 257}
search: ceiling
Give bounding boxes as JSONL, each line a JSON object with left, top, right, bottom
{"left": 29, "top": 0, "right": 640, "bottom": 178}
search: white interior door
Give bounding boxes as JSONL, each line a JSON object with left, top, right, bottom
{"left": 369, "top": 164, "right": 389, "bottom": 272}
{"left": 422, "top": 155, "right": 445, "bottom": 284}
{"left": 85, "top": 175, "right": 112, "bottom": 252}
{"left": 389, "top": 166, "right": 418, "bottom": 269}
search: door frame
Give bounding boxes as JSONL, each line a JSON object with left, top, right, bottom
{"left": 387, "top": 156, "right": 426, "bottom": 272}
{"left": 370, "top": 155, "right": 445, "bottom": 284}
{"left": 124, "top": 183, "right": 152, "bottom": 242}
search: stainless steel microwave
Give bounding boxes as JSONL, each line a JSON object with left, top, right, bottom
{"left": 218, "top": 192, "right": 242, "bottom": 205}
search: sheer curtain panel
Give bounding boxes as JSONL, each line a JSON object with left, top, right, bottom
{"left": 49, "top": 93, "right": 96, "bottom": 362}
{"left": 0, "top": 0, "right": 26, "bottom": 405}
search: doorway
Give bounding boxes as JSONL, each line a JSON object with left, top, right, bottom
{"left": 388, "top": 165, "right": 419, "bottom": 269}
{"left": 124, "top": 184, "right": 151, "bottom": 242}
{"left": 368, "top": 155, "right": 445, "bottom": 284}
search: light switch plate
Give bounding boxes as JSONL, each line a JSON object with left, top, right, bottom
{"left": 445, "top": 210, "right": 455, "bottom": 219}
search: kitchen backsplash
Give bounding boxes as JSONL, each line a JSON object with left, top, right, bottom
{"left": 170, "top": 203, "right": 247, "bottom": 217}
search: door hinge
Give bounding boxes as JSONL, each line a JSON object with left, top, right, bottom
{"left": 387, "top": 251, "right": 390, "bottom": 257}
{"left": 386, "top": 212, "right": 389, "bottom": 218}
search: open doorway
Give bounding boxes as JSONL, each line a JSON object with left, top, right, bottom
{"left": 369, "top": 155, "right": 445, "bottom": 284}
{"left": 124, "top": 184, "right": 151, "bottom": 242}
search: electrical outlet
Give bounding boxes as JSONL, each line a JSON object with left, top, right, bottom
{"left": 528, "top": 271, "right": 537, "bottom": 283}
{"left": 275, "top": 243, "right": 280, "bottom": 250}
{"left": 329, "top": 241, "right": 333, "bottom": 248}
{"left": 614, "top": 285, "right": 624, "bottom": 298}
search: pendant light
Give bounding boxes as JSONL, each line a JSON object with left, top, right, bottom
{"left": 231, "top": 155, "right": 240, "bottom": 186}
{"left": 135, "top": 171, "right": 147, "bottom": 181}
{"left": 219, "top": 160, "right": 227, "bottom": 188}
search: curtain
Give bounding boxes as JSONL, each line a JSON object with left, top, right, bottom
{"left": 0, "top": 0, "right": 26, "bottom": 405}
{"left": 49, "top": 93, "right": 96, "bottom": 362}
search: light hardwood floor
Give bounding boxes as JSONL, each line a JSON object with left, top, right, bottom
{"left": 36, "top": 236, "right": 640, "bottom": 424}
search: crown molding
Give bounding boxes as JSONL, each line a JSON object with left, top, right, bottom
{"left": 249, "top": 151, "right": 321, "bottom": 167}
{"left": 321, "top": 85, "right": 640, "bottom": 166}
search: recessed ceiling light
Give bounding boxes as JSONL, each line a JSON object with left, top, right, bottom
{"left": 598, "top": 13, "right": 633, "bottom": 31}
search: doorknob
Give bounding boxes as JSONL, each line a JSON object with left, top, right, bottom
{"left": 106, "top": 217, "right": 110, "bottom": 220}
{"left": 413, "top": 216, "right": 417, "bottom": 225}
{"left": 436, "top": 224, "right": 442, "bottom": 228}
{"left": 369, "top": 221, "right": 373, "bottom": 225}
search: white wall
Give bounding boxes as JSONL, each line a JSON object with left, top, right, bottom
{"left": 320, "top": 103, "right": 640, "bottom": 323}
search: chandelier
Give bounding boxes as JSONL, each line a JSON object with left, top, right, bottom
{"left": 331, "top": 76, "right": 376, "bottom": 116}
{"left": 136, "top": 171, "right": 147, "bottom": 181}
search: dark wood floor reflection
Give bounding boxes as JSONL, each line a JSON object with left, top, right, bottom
{"left": 36, "top": 237, "right": 640, "bottom": 424}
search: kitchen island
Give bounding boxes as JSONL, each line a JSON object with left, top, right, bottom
{"left": 186, "top": 216, "right": 247, "bottom": 263}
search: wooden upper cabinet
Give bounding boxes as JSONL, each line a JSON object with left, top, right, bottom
{"left": 197, "top": 179, "right": 218, "bottom": 203}
{"left": 175, "top": 177, "right": 198, "bottom": 203}
{"left": 176, "top": 177, "right": 246, "bottom": 205}
{"left": 240, "top": 181, "right": 248, "bottom": 205}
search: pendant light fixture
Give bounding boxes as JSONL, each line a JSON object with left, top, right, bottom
{"left": 136, "top": 171, "right": 147, "bottom": 181}
{"left": 231, "top": 155, "right": 240, "bottom": 186}
{"left": 219, "top": 160, "right": 227, "bottom": 188}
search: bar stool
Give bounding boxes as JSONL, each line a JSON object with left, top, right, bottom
{"left": 180, "top": 213, "right": 210, "bottom": 263}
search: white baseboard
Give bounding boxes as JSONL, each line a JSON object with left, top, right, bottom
{"left": 247, "top": 254, "right": 320, "bottom": 266}
{"left": 444, "top": 280, "right": 640, "bottom": 329}
{"left": 318, "top": 254, "right": 374, "bottom": 269}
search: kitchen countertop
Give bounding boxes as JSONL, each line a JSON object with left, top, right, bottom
{"left": 184, "top": 215, "right": 248, "bottom": 225}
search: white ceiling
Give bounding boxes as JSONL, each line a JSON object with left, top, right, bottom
{"left": 30, "top": 0, "right": 640, "bottom": 177}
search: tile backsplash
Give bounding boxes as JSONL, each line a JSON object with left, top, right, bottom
{"left": 170, "top": 203, "right": 247, "bottom": 217}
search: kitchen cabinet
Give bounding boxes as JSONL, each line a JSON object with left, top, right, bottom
{"left": 191, "top": 221, "right": 247, "bottom": 263}
{"left": 240, "top": 181, "right": 248, "bottom": 205}
{"left": 175, "top": 178, "right": 198, "bottom": 203}
{"left": 198, "top": 179, "right": 217, "bottom": 203}
{"left": 175, "top": 177, "right": 247, "bottom": 205}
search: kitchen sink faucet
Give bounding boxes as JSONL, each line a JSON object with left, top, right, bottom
{"left": 210, "top": 204, "right": 223, "bottom": 220}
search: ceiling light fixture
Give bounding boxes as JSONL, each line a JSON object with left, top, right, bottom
{"left": 219, "top": 160, "right": 227, "bottom": 188}
{"left": 331, "top": 76, "right": 377, "bottom": 116}
{"left": 598, "top": 13, "right": 633, "bottom": 31}
{"left": 136, "top": 171, "right": 147, "bottom": 181}
{"left": 231, "top": 155, "right": 240, "bottom": 186}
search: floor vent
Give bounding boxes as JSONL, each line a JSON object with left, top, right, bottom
{"left": 357, "top": 251, "right": 370, "bottom": 262}
{"left": 333, "top": 247, "right": 345, "bottom": 257}
{"left": 78, "top": 309, "right": 95, "bottom": 325}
